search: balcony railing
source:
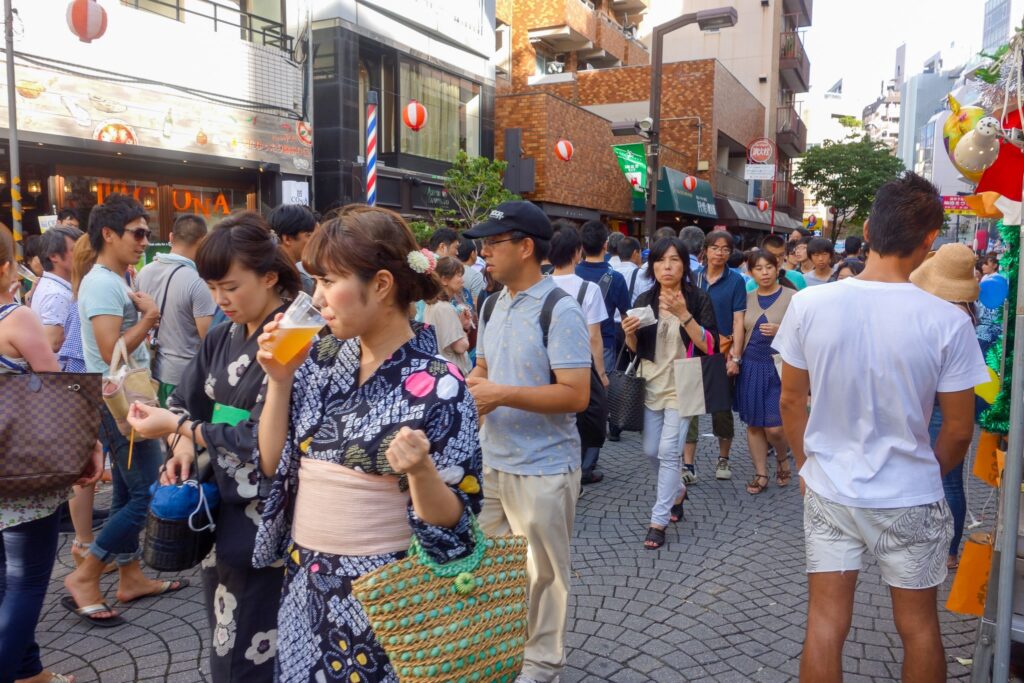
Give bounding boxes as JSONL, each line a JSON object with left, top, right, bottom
{"left": 776, "top": 106, "right": 807, "bottom": 156}
{"left": 715, "top": 170, "right": 750, "bottom": 202}
{"left": 779, "top": 31, "right": 810, "bottom": 93}
{"left": 774, "top": 180, "right": 805, "bottom": 217}
{"left": 121, "top": 0, "right": 292, "bottom": 51}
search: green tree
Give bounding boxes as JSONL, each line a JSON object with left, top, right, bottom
{"left": 793, "top": 135, "right": 905, "bottom": 243}
{"left": 440, "top": 150, "right": 519, "bottom": 229}
{"left": 836, "top": 115, "right": 863, "bottom": 130}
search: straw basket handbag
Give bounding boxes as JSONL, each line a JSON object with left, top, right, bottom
{"left": 352, "top": 521, "right": 528, "bottom": 682}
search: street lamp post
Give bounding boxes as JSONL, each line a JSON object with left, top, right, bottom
{"left": 644, "top": 7, "right": 737, "bottom": 242}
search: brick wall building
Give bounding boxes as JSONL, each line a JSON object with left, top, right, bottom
{"left": 494, "top": 0, "right": 802, "bottom": 238}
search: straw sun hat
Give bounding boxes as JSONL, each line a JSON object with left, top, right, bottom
{"left": 910, "top": 243, "right": 980, "bottom": 303}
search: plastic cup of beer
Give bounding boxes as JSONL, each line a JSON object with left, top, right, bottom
{"left": 269, "top": 292, "right": 325, "bottom": 364}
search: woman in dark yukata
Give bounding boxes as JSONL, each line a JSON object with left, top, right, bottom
{"left": 128, "top": 211, "right": 303, "bottom": 682}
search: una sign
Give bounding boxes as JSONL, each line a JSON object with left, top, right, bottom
{"left": 748, "top": 137, "right": 775, "bottom": 164}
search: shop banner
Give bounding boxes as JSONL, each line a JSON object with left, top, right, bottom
{"left": 612, "top": 143, "right": 647, "bottom": 198}
{"left": 943, "top": 195, "right": 973, "bottom": 215}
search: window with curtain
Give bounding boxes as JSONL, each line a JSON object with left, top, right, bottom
{"left": 399, "top": 60, "right": 481, "bottom": 163}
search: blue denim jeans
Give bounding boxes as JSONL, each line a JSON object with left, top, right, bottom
{"left": 928, "top": 402, "right": 966, "bottom": 558}
{"left": 0, "top": 511, "right": 60, "bottom": 683}
{"left": 91, "top": 407, "right": 163, "bottom": 564}
{"left": 642, "top": 408, "right": 691, "bottom": 526}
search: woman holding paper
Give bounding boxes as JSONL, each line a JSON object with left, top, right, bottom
{"left": 622, "top": 237, "right": 718, "bottom": 549}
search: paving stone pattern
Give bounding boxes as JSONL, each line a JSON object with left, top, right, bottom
{"left": 41, "top": 415, "right": 992, "bottom": 682}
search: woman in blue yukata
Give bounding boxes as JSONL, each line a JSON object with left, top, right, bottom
{"left": 253, "top": 205, "right": 483, "bottom": 683}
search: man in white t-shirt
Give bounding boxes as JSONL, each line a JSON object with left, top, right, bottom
{"left": 550, "top": 222, "right": 608, "bottom": 484}
{"left": 774, "top": 172, "right": 988, "bottom": 682}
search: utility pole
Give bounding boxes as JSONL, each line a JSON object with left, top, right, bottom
{"left": 4, "top": 0, "right": 20, "bottom": 259}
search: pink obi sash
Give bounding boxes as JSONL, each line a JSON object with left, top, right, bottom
{"left": 292, "top": 458, "right": 412, "bottom": 556}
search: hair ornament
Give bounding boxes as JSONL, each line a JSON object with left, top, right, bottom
{"left": 407, "top": 248, "right": 436, "bottom": 275}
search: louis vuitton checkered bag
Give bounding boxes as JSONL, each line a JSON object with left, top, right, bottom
{"left": 0, "top": 371, "right": 102, "bottom": 497}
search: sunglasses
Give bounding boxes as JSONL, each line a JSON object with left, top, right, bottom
{"left": 128, "top": 227, "right": 151, "bottom": 241}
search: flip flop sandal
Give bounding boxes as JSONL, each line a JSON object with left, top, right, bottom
{"left": 644, "top": 527, "right": 666, "bottom": 550}
{"left": 44, "top": 673, "right": 76, "bottom": 683}
{"left": 119, "top": 578, "right": 190, "bottom": 604}
{"left": 60, "top": 595, "right": 125, "bottom": 628}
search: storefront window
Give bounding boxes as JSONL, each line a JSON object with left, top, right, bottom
{"left": 399, "top": 59, "right": 481, "bottom": 163}
{"left": 62, "top": 175, "right": 162, "bottom": 234}
{"left": 169, "top": 185, "right": 247, "bottom": 223}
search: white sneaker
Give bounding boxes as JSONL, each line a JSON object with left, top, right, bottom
{"left": 682, "top": 469, "right": 697, "bottom": 485}
{"left": 715, "top": 458, "right": 732, "bottom": 480}
{"left": 515, "top": 675, "right": 559, "bottom": 683}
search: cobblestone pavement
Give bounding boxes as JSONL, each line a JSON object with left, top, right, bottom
{"left": 39, "top": 416, "right": 993, "bottom": 682}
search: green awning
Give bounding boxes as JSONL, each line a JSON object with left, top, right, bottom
{"left": 632, "top": 166, "right": 718, "bottom": 219}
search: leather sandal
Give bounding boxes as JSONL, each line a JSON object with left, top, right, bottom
{"left": 746, "top": 474, "right": 769, "bottom": 495}
{"left": 644, "top": 527, "right": 666, "bottom": 550}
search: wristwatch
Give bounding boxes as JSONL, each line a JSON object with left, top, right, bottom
{"left": 730, "top": 355, "right": 742, "bottom": 365}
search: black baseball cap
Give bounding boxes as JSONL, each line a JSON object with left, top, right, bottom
{"left": 463, "top": 200, "right": 553, "bottom": 240}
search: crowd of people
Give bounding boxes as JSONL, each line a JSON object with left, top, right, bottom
{"left": 0, "top": 169, "right": 1003, "bottom": 682}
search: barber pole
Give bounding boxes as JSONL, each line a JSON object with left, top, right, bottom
{"left": 366, "top": 92, "right": 378, "bottom": 206}
{"left": 682, "top": 175, "right": 697, "bottom": 192}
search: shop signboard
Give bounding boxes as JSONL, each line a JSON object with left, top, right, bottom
{"left": 0, "top": 61, "right": 313, "bottom": 176}
{"left": 942, "top": 195, "right": 973, "bottom": 215}
{"left": 612, "top": 143, "right": 647, "bottom": 198}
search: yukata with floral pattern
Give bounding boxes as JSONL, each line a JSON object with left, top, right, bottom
{"left": 168, "top": 306, "right": 288, "bottom": 682}
{"left": 254, "top": 324, "right": 483, "bottom": 683}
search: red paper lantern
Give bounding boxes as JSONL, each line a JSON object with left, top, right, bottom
{"left": 757, "top": 198, "right": 770, "bottom": 212}
{"left": 682, "top": 175, "right": 697, "bottom": 192}
{"left": 402, "top": 100, "right": 427, "bottom": 132}
{"left": 67, "top": 0, "right": 108, "bottom": 44}
{"left": 555, "top": 139, "right": 574, "bottom": 162}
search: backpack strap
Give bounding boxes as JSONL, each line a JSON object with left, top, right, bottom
{"left": 539, "top": 288, "right": 571, "bottom": 348}
{"left": 628, "top": 268, "right": 640, "bottom": 299}
{"left": 481, "top": 288, "right": 502, "bottom": 327}
{"left": 575, "top": 280, "right": 589, "bottom": 307}
{"left": 598, "top": 271, "right": 613, "bottom": 299}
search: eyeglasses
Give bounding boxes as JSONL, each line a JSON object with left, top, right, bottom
{"left": 128, "top": 228, "right": 152, "bottom": 241}
{"left": 707, "top": 245, "right": 731, "bottom": 254}
{"left": 482, "top": 235, "right": 524, "bottom": 248}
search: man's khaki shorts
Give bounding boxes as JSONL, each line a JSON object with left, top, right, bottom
{"left": 803, "top": 488, "right": 953, "bottom": 589}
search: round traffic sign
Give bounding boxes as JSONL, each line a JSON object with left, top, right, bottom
{"left": 748, "top": 137, "right": 775, "bottom": 165}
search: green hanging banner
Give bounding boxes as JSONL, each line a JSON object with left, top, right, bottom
{"left": 612, "top": 143, "right": 647, "bottom": 198}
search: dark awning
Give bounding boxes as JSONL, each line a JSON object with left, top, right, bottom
{"left": 714, "top": 197, "right": 803, "bottom": 232}
{"left": 632, "top": 166, "right": 718, "bottom": 219}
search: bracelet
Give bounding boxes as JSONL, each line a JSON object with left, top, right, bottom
{"left": 681, "top": 315, "right": 694, "bottom": 326}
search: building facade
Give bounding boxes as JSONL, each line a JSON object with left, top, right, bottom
{"left": 649, "top": 0, "right": 812, "bottom": 227}
{"left": 311, "top": 0, "right": 496, "bottom": 216}
{"left": 862, "top": 83, "right": 901, "bottom": 152}
{"left": 492, "top": 0, "right": 801, "bottom": 239}
{"left": 2, "top": 1, "right": 311, "bottom": 240}
{"left": 983, "top": 0, "right": 1024, "bottom": 52}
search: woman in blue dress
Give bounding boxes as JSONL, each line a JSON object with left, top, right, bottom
{"left": 735, "top": 251, "right": 796, "bottom": 495}
{"left": 253, "top": 205, "right": 482, "bottom": 682}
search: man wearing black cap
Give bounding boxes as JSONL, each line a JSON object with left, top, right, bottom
{"left": 465, "top": 200, "right": 592, "bottom": 683}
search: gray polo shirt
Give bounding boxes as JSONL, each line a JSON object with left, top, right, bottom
{"left": 477, "top": 276, "right": 591, "bottom": 475}
{"left": 138, "top": 253, "right": 217, "bottom": 386}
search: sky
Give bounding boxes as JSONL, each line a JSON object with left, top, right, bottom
{"left": 801, "top": 0, "right": 986, "bottom": 129}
